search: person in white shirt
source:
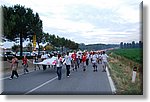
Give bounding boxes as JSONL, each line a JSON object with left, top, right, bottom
{"left": 56, "top": 54, "right": 63, "bottom": 80}
{"left": 41, "top": 52, "right": 47, "bottom": 70}
{"left": 64, "top": 52, "right": 72, "bottom": 77}
{"left": 98, "top": 52, "right": 102, "bottom": 64}
{"left": 91, "top": 52, "right": 98, "bottom": 72}
{"left": 101, "top": 51, "right": 109, "bottom": 72}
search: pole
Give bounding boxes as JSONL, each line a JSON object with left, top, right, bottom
{"left": 132, "top": 66, "right": 137, "bottom": 83}
{"left": 20, "top": 33, "right": 23, "bottom": 56}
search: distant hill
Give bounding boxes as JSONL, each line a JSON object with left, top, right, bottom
{"left": 79, "top": 43, "right": 119, "bottom": 51}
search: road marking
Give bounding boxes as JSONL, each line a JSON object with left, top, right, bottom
{"left": 25, "top": 68, "right": 74, "bottom": 94}
{"left": 24, "top": 76, "right": 57, "bottom": 95}
{"left": 0, "top": 70, "right": 35, "bottom": 80}
{"left": 106, "top": 66, "right": 116, "bottom": 94}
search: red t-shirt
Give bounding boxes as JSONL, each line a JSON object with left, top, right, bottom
{"left": 22, "top": 57, "right": 27, "bottom": 64}
{"left": 71, "top": 53, "right": 77, "bottom": 61}
{"left": 82, "top": 55, "right": 86, "bottom": 62}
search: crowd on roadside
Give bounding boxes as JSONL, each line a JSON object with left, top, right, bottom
{"left": 7, "top": 50, "right": 109, "bottom": 80}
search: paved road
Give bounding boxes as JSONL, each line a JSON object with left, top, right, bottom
{"left": 1, "top": 62, "right": 113, "bottom": 95}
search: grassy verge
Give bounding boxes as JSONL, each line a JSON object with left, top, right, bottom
{"left": 108, "top": 52, "right": 143, "bottom": 95}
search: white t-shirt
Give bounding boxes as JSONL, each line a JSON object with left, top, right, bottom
{"left": 98, "top": 54, "right": 102, "bottom": 59}
{"left": 41, "top": 54, "right": 46, "bottom": 59}
{"left": 101, "top": 54, "right": 108, "bottom": 62}
{"left": 86, "top": 53, "right": 90, "bottom": 59}
{"left": 45, "top": 54, "right": 50, "bottom": 59}
{"left": 92, "top": 54, "right": 97, "bottom": 63}
{"left": 56, "top": 57, "right": 62, "bottom": 67}
{"left": 65, "top": 55, "right": 72, "bottom": 65}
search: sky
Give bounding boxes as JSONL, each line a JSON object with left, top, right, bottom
{"left": 1, "top": 0, "right": 142, "bottom": 45}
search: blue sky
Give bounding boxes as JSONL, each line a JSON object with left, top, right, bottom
{"left": 1, "top": 0, "right": 142, "bottom": 44}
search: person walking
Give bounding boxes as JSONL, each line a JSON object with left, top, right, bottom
{"left": 33, "top": 54, "right": 40, "bottom": 71}
{"left": 77, "top": 55, "right": 80, "bottom": 68}
{"left": 98, "top": 52, "right": 102, "bottom": 64}
{"left": 9, "top": 55, "right": 19, "bottom": 80}
{"left": 71, "top": 51, "right": 77, "bottom": 71}
{"left": 86, "top": 52, "right": 90, "bottom": 66}
{"left": 64, "top": 52, "right": 72, "bottom": 77}
{"left": 41, "top": 52, "right": 47, "bottom": 71}
{"left": 101, "top": 51, "right": 109, "bottom": 72}
{"left": 22, "top": 55, "right": 29, "bottom": 74}
{"left": 82, "top": 52, "right": 87, "bottom": 71}
{"left": 56, "top": 54, "right": 63, "bottom": 80}
{"left": 91, "top": 52, "right": 98, "bottom": 72}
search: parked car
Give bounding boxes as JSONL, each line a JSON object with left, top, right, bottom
{"left": 4, "top": 51, "right": 15, "bottom": 57}
{"left": 16, "top": 52, "right": 32, "bottom": 56}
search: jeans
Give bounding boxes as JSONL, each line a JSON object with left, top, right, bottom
{"left": 66, "top": 65, "right": 70, "bottom": 76}
{"left": 57, "top": 67, "right": 62, "bottom": 80}
{"left": 86, "top": 59, "right": 89, "bottom": 66}
{"left": 72, "top": 60, "right": 77, "bottom": 71}
{"left": 11, "top": 70, "right": 19, "bottom": 78}
{"left": 23, "top": 64, "right": 29, "bottom": 74}
{"left": 42, "top": 65, "right": 47, "bottom": 70}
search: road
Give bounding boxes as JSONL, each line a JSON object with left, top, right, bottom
{"left": 1, "top": 62, "right": 114, "bottom": 95}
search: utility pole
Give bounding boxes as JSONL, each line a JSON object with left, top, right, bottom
{"left": 20, "top": 32, "right": 23, "bottom": 57}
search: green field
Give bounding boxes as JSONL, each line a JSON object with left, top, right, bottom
{"left": 111, "top": 48, "right": 143, "bottom": 64}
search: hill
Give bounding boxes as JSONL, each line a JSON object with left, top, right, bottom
{"left": 79, "top": 43, "right": 119, "bottom": 51}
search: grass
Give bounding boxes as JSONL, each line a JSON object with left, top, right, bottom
{"left": 111, "top": 48, "right": 143, "bottom": 64}
{"left": 108, "top": 48, "right": 143, "bottom": 95}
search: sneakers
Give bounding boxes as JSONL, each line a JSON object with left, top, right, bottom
{"left": 14, "top": 76, "right": 18, "bottom": 79}
{"left": 83, "top": 69, "right": 86, "bottom": 71}
{"left": 102, "top": 70, "right": 106, "bottom": 72}
{"left": 93, "top": 69, "right": 98, "bottom": 72}
{"left": 9, "top": 76, "right": 18, "bottom": 80}
{"left": 9, "top": 77, "right": 13, "bottom": 80}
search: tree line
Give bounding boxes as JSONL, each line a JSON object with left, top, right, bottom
{"left": 2, "top": 5, "right": 78, "bottom": 54}
{"left": 120, "top": 41, "right": 143, "bottom": 49}
{"left": 79, "top": 43, "right": 119, "bottom": 51}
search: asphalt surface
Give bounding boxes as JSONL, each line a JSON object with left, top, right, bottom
{"left": 1, "top": 62, "right": 112, "bottom": 95}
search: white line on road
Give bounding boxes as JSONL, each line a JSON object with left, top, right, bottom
{"left": 25, "top": 68, "right": 75, "bottom": 94}
{"left": 0, "top": 70, "right": 35, "bottom": 80}
{"left": 24, "top": 76, "right": 57, "bottom": 95}
{"left": 106, "top": 66, "right": 116, "bottom": 94}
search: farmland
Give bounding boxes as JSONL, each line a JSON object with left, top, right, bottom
{"left": 111, "top": 48, "right": 143, "bottom": 64}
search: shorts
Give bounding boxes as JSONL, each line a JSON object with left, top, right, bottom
{"left": 103, "top": 61, "right": 108, "bottom": 66}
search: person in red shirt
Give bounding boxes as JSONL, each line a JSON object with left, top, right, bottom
{"left": 71, "top": 51, "right": 77, "bottom": 71}
{"left": 22, "top": 55, "right": 29, "bottom": 74}
{"left": 82, "top": 52, "right": 87, "bottom": 71}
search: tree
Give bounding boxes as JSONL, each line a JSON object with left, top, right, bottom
{"left": 120, "top": 42, "right": 123, "bottom": 49}
{"left": 3, "top": 5, "right": 43, "bottom": 56}
{"left": 45, "top": 43, "right": 53, "bottom": 51}
{"left": 132, "top": 41, "right": 135, "bottom": 48}
{"left": 139, "top": 41, "right": 143, "bottom": 48}
{"left": 124, "top": 43, "right": 127, "bottom": 48}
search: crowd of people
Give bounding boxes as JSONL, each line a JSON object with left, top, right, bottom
{"left": 7, "top": 50, "right": 109, "bottom": 80}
